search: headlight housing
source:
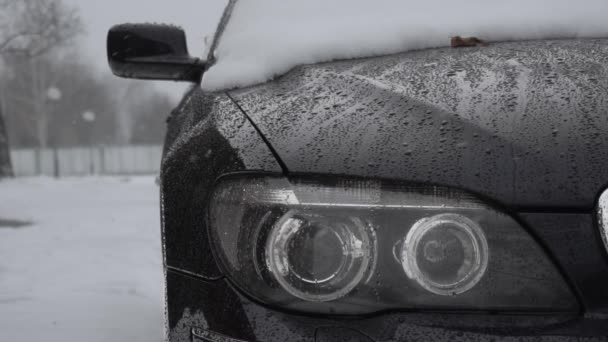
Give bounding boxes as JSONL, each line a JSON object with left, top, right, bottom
{"left": 209, "top": 175, "right": 577, "bottom": 314}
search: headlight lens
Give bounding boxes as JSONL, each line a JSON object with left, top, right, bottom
{"left": 402, "top": 213, "right": 488, "bottom": 296}
{"left": 266, "top": 210, "right": 376, "bottom": 302}
{"left": 209, "top": 175, "right": 577, "bottom": 314}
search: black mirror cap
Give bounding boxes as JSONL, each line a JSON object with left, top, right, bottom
{"left": 107, "top": 23, "right": 206, "bottom": 83}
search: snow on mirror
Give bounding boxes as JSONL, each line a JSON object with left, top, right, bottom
{"left": 203, "top": 0, "right": 608, "bottom": 91}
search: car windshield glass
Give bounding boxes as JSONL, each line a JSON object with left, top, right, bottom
{"left": 203, "top": 0, "right": 608, "bottom": 91}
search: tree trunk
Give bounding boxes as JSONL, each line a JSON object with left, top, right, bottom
{"left": 0, "top": 103, "right": 14, "bottom": 178}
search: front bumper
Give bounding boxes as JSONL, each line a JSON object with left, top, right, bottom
{"left": 166, "top": 269, "right": 608, "bottom": 342}
{"left": 164, "top": 205, "right": 608, "bottom": 342}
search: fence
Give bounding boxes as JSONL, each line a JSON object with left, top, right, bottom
{"left": 10, "top": 145, "right": 163, "bottom": 177}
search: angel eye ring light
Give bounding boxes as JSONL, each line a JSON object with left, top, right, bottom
{"left": 265, "top": 210, "right": 376, "bottom": 302}
{"left": 401, "top": 213, "right": 489, "bottom": 296}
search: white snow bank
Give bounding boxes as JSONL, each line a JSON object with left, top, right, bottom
{"left": 202, "top": 0, "right": 608, "bottom": 91}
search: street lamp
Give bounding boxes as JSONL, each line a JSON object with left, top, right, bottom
{"left": 45, "top": 86, "right": 62, "bottom": 177}
{"left": 82, "top": 110, "right": 96, "bottom": 123}
{"left": 46, "top": 87, "right": 62, "bottom": 102}
{"left": 82, "top": 110, "right": 97, "bottom": 175}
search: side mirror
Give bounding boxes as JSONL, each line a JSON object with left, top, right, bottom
{"left": 107, "top": 23, "right": 206, "bottom": 83}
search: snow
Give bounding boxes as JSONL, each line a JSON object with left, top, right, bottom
{"left": 0, "top": 177, "right": 164, "bottom": 342}
{"left": 601, "top": 190, "right": 608, "bottom": 252}
{"left": 202, "top": 0, "right": 608, "bottom": 91}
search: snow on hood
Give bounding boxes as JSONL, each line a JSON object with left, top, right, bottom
{"left": 202, "top": 0, "right": 608, "bottom": 91}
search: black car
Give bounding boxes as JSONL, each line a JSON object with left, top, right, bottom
{"left": 108, "top": 13, "right": 608, "bottom": 342}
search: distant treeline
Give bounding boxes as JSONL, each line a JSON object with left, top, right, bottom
{"left": 1, "top": 53, "right": 174, "bottom": 148}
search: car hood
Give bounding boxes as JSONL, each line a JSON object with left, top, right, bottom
{"left": 228, "top": 39, "right": 608, "bottom": 209}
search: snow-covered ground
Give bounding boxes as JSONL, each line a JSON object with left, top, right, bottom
{"left": 0, "top": 177, "right": 164, "bottom": 342}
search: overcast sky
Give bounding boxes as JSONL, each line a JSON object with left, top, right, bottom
{"left": 63, "top": 0, "right": 228, "bottom": 97}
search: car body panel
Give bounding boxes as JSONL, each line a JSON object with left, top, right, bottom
{"left": 229, "top": 39, "right": 608, "bottom": 210}
{"left": 520, "top": 212, "right": 608, "bottom": 314}
{"left": 161, "top": 88, "right": 281, "bottom": 278}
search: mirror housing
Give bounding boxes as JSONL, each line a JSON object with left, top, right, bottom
{"left": 107, "top": 23, "right": 206, "bottom": 83}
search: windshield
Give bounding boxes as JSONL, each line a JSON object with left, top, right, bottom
{"left": 203, "top": 0, "right": 608, "bottom": 91}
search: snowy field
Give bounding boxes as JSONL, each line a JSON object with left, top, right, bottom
{"left": 0, "top": 177, "right": 164, "bottom": 342}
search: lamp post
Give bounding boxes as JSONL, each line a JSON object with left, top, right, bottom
{"left": 46, "top": 87, "right": 62, "bottom": 102}
{"left": 46, "top": 87, "right": 62, "bottom": 178}
{"left": 82, "top": 110, "right": 96, "bottom": 175}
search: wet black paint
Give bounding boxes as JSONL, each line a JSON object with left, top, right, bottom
{"left": 160, "top": 40, "right": 608, "bottom": 341}
{"left": 231, "top": 39, "right": 608, "bottom": 210}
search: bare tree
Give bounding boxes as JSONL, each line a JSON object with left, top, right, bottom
{"left": 0, "top": 0, "right": 81, "bottom": 57}
{"left": 3, "top": 55, "right": 123, "bottom": 148}
{"left": 0, "top": 0, "right": 81, "bottom": 178}
{"left": 0, "top": 91, "right": 10, "bottom": 177}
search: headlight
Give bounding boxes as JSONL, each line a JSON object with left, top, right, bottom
{"left": 209, "top": 175, "right": 577, "bottom": 314}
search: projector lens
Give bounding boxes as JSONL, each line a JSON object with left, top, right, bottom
{"left": 266, "top": 210, "right": 375, "bottom": 302}
{"left": 401, "top": 214, "right": 489, "bottom": 296}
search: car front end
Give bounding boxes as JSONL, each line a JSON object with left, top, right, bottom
{"left": 158, "top": 39, "right": 608, "bottom": 341}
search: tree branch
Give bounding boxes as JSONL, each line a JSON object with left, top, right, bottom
{"left": 0, "top": 0, "right": 82, "bottom": 59}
